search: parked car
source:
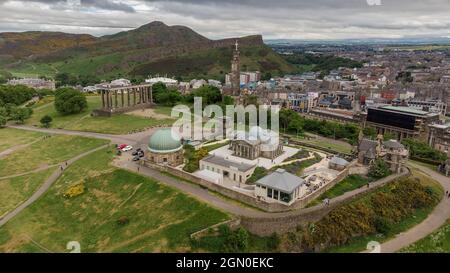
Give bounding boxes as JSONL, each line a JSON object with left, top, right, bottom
{"left": 132, "top": 151, "right": 139, "bottom": 156}
{"left": 117, "top": 144, "right": 127, "bottom": 150}
{"left": 138, "top": 151, "right": 145, "bottom": 158}
{"left": 122, "top": 145, "right": 133, "bottom": 152}
{"left": 132, "top": 156, "right": 140, "bottom": 162}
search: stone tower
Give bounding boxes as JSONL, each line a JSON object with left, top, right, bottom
{"left": 231, "top": 40, "right": 241, "bottom": 96}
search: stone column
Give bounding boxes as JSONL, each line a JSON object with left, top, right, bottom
{"left": 106, "top": 91, "right": 110, "bottom": 109}
{"left": 149, "top": 86, "right": 153, "bottom": 103}
{"left": 127, "top": 88, "right": 131, "bottom": 106}
{"left": 101, "top": 90, "right": 105, "bottom": 108}
{"left": 121, "top": 90, "right": 124, "bottom": 107}
{"left": 114, "top": 90, "right": 118, "bottom": 108}
{"left": 133, "top": 88, "right": 137, "bottom": 105}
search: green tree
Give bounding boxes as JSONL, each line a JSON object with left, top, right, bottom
{"left": 368, "top": 159, "right": 391, "bottom": 179}
{"left": 54, "top": 88, "right": 87, "bottom": 115}
{"left": 40, "top": 115, "right": 53, "bottom": 128}
{"left": 0, "top": 115, "right": 6, "bottom": 127}
{"left": 10, "top": 107, "right": 32, "bottom": 124}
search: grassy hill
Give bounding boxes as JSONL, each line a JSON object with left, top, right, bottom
{"left": 1, "top": 21, "right": 295, "bottom": 80}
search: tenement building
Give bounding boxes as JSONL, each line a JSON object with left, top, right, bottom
{"left": 428, "top": 122, "right": 450, "bottom": 154}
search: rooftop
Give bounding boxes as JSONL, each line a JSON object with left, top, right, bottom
{"left": 201, "top": 155, "right": 256, "bottom": 172}
{"left": 255, "top": 169, "right": 305, "bottom": 194}
{"left": 377, "top": 105, "right": 439, "bottom": 117}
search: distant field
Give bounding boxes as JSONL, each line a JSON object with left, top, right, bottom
{"left": 0, "top": 168, "right": 56, "bottom": 217}
{"left": 0, "top": 128, "right": 46, "bottom": 152}
{"left": 0, "top": 148, "right": 229, "bottom": 253}
{"left": 0, "top": 135, "right": 108, "bottom": 176}
{"left": 26, "top": 96, "right": 174, "bottom": 134}
{"left": 290, "top": 134, "right": 353, "bottom": 154}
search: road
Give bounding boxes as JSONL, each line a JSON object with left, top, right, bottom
{"left": 373, "top": 162, "right": 450, "bottom": 253}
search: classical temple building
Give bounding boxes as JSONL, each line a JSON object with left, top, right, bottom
{"left": 93, "top": 83, "right": 153, "bottom": 116}
{"left": 146, "top": 129, "right": 184, "bottom": 167}
{"left": 230, "top": 126, "right": 284, "bottom": 160}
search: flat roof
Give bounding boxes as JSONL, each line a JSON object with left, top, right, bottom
{"left": 373, "top": 105, "right": 439, "bottom": 117}
{"left": 201, "top": 155, "right": 256, "bottom": 172}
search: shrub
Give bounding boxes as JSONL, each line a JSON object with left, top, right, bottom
{"left": 374, "top": 216, "right": 392, "bottom": 235}
{"left": 223, "top": 227, "right": 249, "bottom": 253}
{"left": 368, "top": 159, "right": 392, "bottom": 179}
{"left": 117, "top": 216, "right": 130, "bottom": 226}
{"left": 63, "top": 183, "right": 85, "bottom": 198}
{"left": 40, "top": 115, "right": 52, "bottom": 128}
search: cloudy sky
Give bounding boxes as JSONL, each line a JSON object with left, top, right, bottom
{"left": 0, "top": 0, "right": 450, "bottom": 40}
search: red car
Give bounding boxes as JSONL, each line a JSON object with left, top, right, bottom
{"left": 117, "top": 144, "right": 127, "bottom": 150}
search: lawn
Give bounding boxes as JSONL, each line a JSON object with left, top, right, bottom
{"left": 307, "top": 175, "right": 372, "bottom": 207}
{"left": 25, "top": 96, "right": 174, "bottom": 134}
{"left": 0, "top": 128, "right": 46, "bottom": 152}
{"left": 0, "top": 168, "right": 56, "bottom": 217}
{"left": 400, "top": 219, "right": 450, "bottom": 253}
{"left": 0, "top": 135, "right": 108, "bottom": 176}
{"left": 323, "top": 171, "right": 444, "bottom": 253}
{"left": 289, "top": 134, "right": 353, "bottom": 154}
{"left": 0, "top": 147, "right": 230, "bottom": 253}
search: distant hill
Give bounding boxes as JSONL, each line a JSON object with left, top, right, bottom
{"left": 0, "top": 21, "right": 295, "bottom": 81}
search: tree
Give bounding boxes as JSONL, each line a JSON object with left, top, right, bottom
{"left": 54, "top": 88, "right": 87, "bottom": 115}
{"left": 40, "top": 115, "right": 53, "bottom": 128}
{"left": 0, "top": 115, "right": 6, "bottom": 128}
{"left": 10, "top": 107, "right": 32, "bottom": 124}
{"left": 368, "top": 159, "right": 391, "bottom": 179}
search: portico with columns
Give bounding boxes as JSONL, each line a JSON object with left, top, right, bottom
{"left": 93, "top": 84, "right": 154, "bottom": 116}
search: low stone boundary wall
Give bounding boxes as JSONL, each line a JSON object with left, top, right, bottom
{"left": 145, "top": 162, "right": 293, "bottom": 212}
{"left": 286, "top": 137, "right": 354, "bottom": 159}
{"left": 145, "top": 160, "right": 356, "bottom": 212}
{"left": 190, "top": 219, "right": 241, "bottom": 239}
{"left": 240, "top": 169, "right": 409, "bottom": 236}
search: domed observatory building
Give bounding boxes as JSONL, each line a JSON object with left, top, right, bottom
{"left": 147, "top": 128, "right": 184, "bottom": 166}
{"left": 230, "top": 126, "right": 284, "bottom": 160}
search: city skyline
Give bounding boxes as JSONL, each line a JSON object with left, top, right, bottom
{"left": 1, "top": 0, "right": 450, "bottom": 40}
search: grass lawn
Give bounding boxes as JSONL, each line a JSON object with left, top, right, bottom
{"left": 26, "top": 96, "right": 174, "bottom": 134}
{"left": 296, "top": 136, "right": 353, "bottom": 154}
{"left": 323, "top": 171, "right": 444, "bottom": 253}
{"left": 307, "top": 175, "right": 373, "bottom": 207}
{"left": 400, "top": 219, "right": 450, "bottom": 253}
{"left": 0, "top": 147, "right": 230, "bottom": 253}
{"left": 0, "top": 128, "right": 46, "bottom": 152}
{"left": 0, "top": 168, "right": 56, "bottom": 217}
{"left": 0, "top": 135, "right": 108, "bottom": 176}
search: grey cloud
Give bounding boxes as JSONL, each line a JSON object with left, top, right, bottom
{"left": 0, "top": 0, "right": 449, "bottom": 39}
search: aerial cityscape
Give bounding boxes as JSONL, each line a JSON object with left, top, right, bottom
{"left": 0, "top": 0, "right": 449, "bottom": 265}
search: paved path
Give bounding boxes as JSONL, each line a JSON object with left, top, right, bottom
{"left": 373, "top": 162, "right": 450, "bottom": 253}
{"left": 0, "top": 145, "right": 108, "bottom": 227}
{"left": 0, "top": 164, "right": 57, "bottom": 180}
{"left": 116, "top": 159, "right": 407, "bottom": 219}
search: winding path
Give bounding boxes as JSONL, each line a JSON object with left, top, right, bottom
{"left": 0, "top": 145, "right": 108, "bottom": 227}
{"left": 372, "top": 162, "right": 450, "bottom": 253}
{"left": 6, "top": 125, "right": 449, "bottom": 252}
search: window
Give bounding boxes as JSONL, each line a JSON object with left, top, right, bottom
{"left": 267, "top": 189, "right": 273, "bottom": 198}
{"left": 163, "top": 158, "right": 167, "bottom": 162}
{"left": 280, "top": 192, "right": 291, "bottom": 203}
{"left": 274, "top": 190, "right": 279, "bottom": 200}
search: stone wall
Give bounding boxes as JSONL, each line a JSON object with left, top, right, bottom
{"left": 240, "top": 170, "right": 409, "bottom": 236}
{"left": 145, "top": 160, "right": 353, "bottom": 212}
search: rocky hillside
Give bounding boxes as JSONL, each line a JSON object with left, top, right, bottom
{"left": 0, "top": 21, "right": 295, "bottom": 80}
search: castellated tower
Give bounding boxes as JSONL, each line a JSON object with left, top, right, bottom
{"left": 231, "top": 40, "right": 241, "bottom": 96}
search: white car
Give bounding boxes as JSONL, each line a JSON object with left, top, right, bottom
{"left": 121, "top": 145, "right": 133, "bottom": 152}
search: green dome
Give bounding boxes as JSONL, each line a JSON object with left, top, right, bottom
{"left": 148, "top": 129, "right": 182, "bottom": 153}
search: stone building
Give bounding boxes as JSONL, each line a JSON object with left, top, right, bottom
{"left": 254, "top": 169, "right": 307, "bottom": 205}
{"left": 357, "top": 136, "right": 409, "bottom": 173}
{"left": 428, "top": 122, "right": 450, "bottom": 154}
{"left": 230, "top": 126, "right": 283, "bottom": 160}
{"left": 146, "top": 129, "right": 184, "bottom": 167}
